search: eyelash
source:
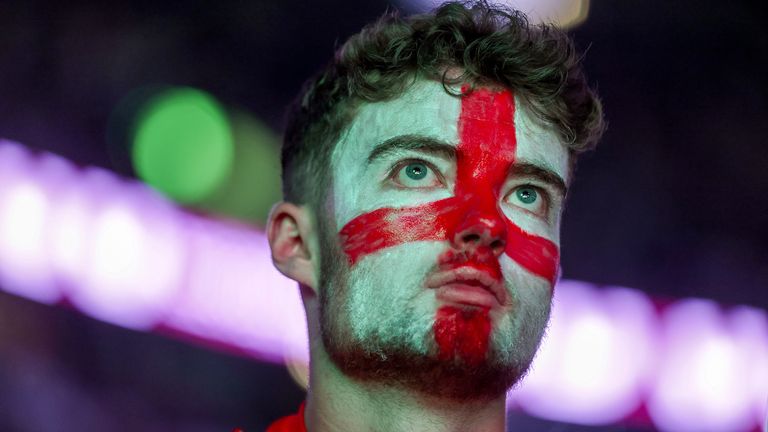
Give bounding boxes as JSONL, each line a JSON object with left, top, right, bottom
{"left": 385, "top": 160, "right": 553, "bottom": 215}
{"left": 387, "top": 158, "right": 446, "bottom": 186}
{"left": 507, "top": 183, "right": 551, "bottom": 216}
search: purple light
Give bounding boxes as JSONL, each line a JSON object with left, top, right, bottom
{"left": 162, "top": 215, "right": 307, "bottom": 364}
{"left": 0, "top": 141, "right": 74, "bottom": 303}
{"left": 511, "top": 280, "right": 658, "bottom": 425}
{"left": 725, "top": 306, "right": 768, "bottom": 428}
{"left": 0, "top": 139, "right": 765, "bottom": 431}
{"left": 0, "top": 139, "right": 307, "bottom": 360}
{"left": 50, "top": 174, "right": 95, "bottom": 288}
{"left": 65, "top": 171, "right": 187, "bottom": 330}
{"left": 647, "top": 299, "right": 758, "bottom": 432}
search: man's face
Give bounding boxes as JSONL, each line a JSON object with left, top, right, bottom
{"left": 318, "top": 80, "right": 569, "bottom": 400}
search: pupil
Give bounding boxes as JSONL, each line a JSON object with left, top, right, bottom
{"left": 517, "top": 188, "right": 537, "bottom": 204}
{"left": 406, "top": 163, "right": 427, "bottom": 180}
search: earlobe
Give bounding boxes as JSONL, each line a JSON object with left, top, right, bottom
{"left": 267, "top": 202, "right": 319, "bottom": 291}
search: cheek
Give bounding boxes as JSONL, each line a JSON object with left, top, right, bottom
{"left": 493, "top": 255, "right": 553, "bottom": 350}
{"left": 342, "top": 241, "right": 444, "bottom": 344}
{"left": 500, "top": 253, "right": 555, "bottom": 295}
{"left": 502, "top": 204, "right": 562, "bottom": 243}
{"left": 489, "top": 258, "right": 552, "bottom": 365}
{"left": 344, "top": 242, "right": 443, "bottom": 308}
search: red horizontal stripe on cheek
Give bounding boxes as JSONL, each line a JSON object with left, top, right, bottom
{"left": 504, "top": 222, "right": 560, "bottom": 286}
{"left": 339, "top": 198, "right": 462, "bottom": 266}
{"left": 337, "top": 86, "right": 559, "bottom": 286}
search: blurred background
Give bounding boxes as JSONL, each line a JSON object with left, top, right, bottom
{"left": 0, "top": 0, "right": 766, "bottom": 431}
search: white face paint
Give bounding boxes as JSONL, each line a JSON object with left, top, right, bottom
{"left": 332, "top": 80, "right": 569, "bottom": 238}
{"left": 320, "top": 79, "right": 569, "bottom": 397}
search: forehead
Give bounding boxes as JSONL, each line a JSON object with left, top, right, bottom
{"left": 332, "top": 80, "right": 569, "bottom": 181}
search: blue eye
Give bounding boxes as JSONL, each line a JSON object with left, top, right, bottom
{"left": 390, "top": 160, "right": 443, "bottom": 189}
{"left": 516, "top": 187, "right": 537, "bottom": 204}
{"left": 404, "top": 162, "right": 428, "bottom": 180}
{"left": 508, "top": 185, "right": 548, "bottom": 218}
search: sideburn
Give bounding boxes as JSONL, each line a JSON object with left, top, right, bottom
{"left": 316, "top": 207, "right": 355, "bottom": 348}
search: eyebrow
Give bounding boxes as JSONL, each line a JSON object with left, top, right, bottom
{"left": 510, "top": 162, "right": 568, "bottom": 197}
{"left": 366, "top": 134, "right": 456, "bottom": 165}
{"left": 366, "top": 134, "right": 567, "bottom": 196}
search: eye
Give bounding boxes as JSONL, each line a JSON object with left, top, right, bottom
{"left": 508, "top": 185, "right": 548, "bottom": 217}
{"left": 405, "top": 162, "right": 428, "bottom": 180}
{"left": 390, "top": 160, "right": 444, "bottom": 189}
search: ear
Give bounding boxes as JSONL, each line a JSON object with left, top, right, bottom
{"left": 267, "top": 201, "right": 319, "bottom": 292}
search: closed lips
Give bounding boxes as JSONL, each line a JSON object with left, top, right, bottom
{"left": 425, "top": 266, "right": 508, "bottom": 306}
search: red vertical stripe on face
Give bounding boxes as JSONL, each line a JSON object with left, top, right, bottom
{"left": 338, "top": 87, "right": 559, "bottom": 283}
{"left": 338, "top": 86, "right": 560, "bottom": 366}
{"left": 434, "top": 306, "right": 491, "bottom": 366}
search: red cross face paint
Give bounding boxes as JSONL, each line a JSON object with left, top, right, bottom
{"left": 320, "top": 80, "right": 568, "bottom": 397}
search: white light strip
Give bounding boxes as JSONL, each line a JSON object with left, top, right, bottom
{"left": 0, "top": 138, "right": 765, "bottom": 431}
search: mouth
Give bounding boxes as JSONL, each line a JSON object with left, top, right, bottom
{"left": 425, "top": 266, "right": 507, "bottom": 308}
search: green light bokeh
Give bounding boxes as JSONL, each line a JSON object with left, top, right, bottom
{"left": 198, "top": 110, "right": 282, "bottom": 226}
{"left": 132, "top": 88, "right": 233, "bottom": 204}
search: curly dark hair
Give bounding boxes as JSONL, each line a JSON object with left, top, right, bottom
{"left": 281, "top": 1, "right": 605, "bottom": 208}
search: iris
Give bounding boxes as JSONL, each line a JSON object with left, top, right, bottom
{"left": 516, "top": 187, "right": 537, "bottom": 204}
{"left": 405, "top": 162, "right": 428, "bottom": 180}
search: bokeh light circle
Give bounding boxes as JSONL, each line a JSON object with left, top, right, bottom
{"left": 511, "top": 281, "right": 657, "bottom": 425}
{"left": 132, "top": 87, "right": 233, "bottom": 204}
{"left": 647, "top": 299, "right": 756, "bottom": 432}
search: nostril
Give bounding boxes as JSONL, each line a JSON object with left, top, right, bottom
{"left": 490, "top": 239, "right": 505, "bottom": 254}
{"left": 462, "top": 233, "right": 481, "bottom": 244}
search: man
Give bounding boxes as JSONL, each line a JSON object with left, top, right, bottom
{"left": 266, "top": 1, "right": 604, "bottom": 431}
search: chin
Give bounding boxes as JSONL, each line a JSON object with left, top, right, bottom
{"left": 319, "top": 241, "right": 552, "bottom": 401}
{"left": 325, "top": 334, "right": 527, "bottom": 401}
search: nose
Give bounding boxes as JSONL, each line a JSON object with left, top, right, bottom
{"left": 451, "top": 207, "right": 507, "bottom": 258}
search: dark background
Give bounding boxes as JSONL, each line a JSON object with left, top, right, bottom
{"left": 0, "top": 0, "right": 766, "bottom": 430}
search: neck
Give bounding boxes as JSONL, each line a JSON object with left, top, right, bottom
{"left": 304, "top": 344, "right": 507, "bottom": 432}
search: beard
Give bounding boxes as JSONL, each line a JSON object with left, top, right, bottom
{"left": 317, "top": 216, "right": 552, "bottom": 402}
